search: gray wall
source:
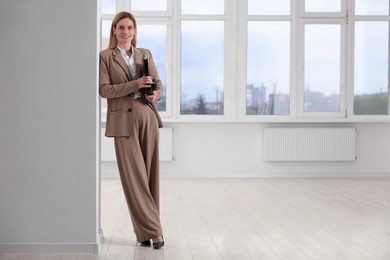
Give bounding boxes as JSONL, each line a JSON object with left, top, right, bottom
{"left": 0, "top": 0, "right": 100, "bottom": 253}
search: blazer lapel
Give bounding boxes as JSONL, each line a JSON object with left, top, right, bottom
{"left": 112, "top": 48, "right": 131, "bottom": 80}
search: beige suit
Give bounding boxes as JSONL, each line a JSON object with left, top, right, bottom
{"left": 99, "top": 47, "right": 163, "bottom": 242}
{"left": 99, "top": 47, "right": 163, "bottom": 137}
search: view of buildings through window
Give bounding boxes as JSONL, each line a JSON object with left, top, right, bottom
{"left": 354, "top": 21, "right": 390, "bottom": 115}
{"left": 246, "top": 21, "right": 290, "bottom": 115}
{"left": 180, "top": 0, "right": 225, "bottom": 115}
{"left": 354, "top": 0, "right": 390, "bottom": 115}
{"left": 304, "top": 24, "right": 341, "bottom": 113}
{"left": 100, "top": 0, "right": 390, "bottom": 118}
{"left": 180, "top": 20, "right": 224, "bottom": 115}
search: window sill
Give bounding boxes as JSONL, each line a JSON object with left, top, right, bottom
{"left": 100, "top": 112, "right": 390, "bottom": 125}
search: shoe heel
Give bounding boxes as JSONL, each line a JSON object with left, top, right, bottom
{"left": 153, "top": 236, "right": 164, "bottom": 249}
{"left": 140, "top": 240, "right": 151, "bottom": 247}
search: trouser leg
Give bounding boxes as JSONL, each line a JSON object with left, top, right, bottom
{"left": 113, "top": 100, "right": 162, "bottom": 241}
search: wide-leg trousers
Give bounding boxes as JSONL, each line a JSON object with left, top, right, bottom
{"left": 114, "top": 98, "right": 163, "bottom": 242}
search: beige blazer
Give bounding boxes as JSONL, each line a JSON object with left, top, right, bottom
{"left": 99, "top": 47, "right": 163, "bottom": 137}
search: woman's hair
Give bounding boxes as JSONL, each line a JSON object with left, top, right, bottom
{"left": 108, "top": 11, "right": 137, "bottom": 49}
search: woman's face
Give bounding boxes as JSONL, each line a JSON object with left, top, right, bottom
{"left": 113, "top": 18, "right": 136, "bottom": 48}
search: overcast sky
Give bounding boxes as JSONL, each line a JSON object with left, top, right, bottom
{"left": 101, "top": 0, "right": 390, "bottom": 100}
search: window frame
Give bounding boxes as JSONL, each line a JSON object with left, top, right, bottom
{"left": 349, "top": 0, "right": 390, "bottom": 120}
{"left": 99, "top": 0, "right": 390, "bottom": 123}
{"left": 297, "top": 0, "right": 348, "bottom": 119}
{"left": 297, "top": 19, "right": 348, "bottom": 119}
{"left": 300, "top": 0, "right": 347, "bottom": 17}
{"left": 237, "top": 0, "right": 295, "bottom": 122}
{"left": 176, "top": 0, "right": 229, "bottom": 120}
{"left": 136, "top": 18, "right": 173, "bottom": 118}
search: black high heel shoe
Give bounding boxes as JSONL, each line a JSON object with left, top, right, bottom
{"left": 140, "top": 240, "right": 151, "bottom": 247}
{"left": 153, "top": 236, "right": 164, "bottom": 249}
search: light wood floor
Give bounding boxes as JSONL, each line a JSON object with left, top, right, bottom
{"left": 1, "top": 177, "right": 390, "bottom": 260}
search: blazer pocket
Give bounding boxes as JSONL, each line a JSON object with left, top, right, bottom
{"left": 105, "top": 111, "right": 130, "bottom": 137}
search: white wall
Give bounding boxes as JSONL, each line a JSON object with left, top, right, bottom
{"left": 0, "top": 0, "right": 100, "bottom": 253}
{"left": 103, "top": 122, "right": 390, "bottom": 178}
{"left": 160, "top": 123, "right": 390, "bottom": 177}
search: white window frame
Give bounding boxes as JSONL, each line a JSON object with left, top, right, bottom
{"left": 99, "top": 0, "right": 390, "bottom": 123}
{"left": 297, "top": 19, "right": 348, "bottom": 119}
{"left": 175, "top": 0, "right": 230, "bottom": 121}
{"left": 121, "top": 0, "right": 172, "bottom": 16}
{"left": 237, "top": 0, "right": 295, "bottom": 122}
{"left": 296, "top": 0, "right": 348, "bottom": 119}
{"left": 348, "top": 0, "right": 390, "bottom": 121}
{"left": 136, "top": 18, "right": 173, "bottom": 118}
{"left": 299, "top": 0, "right": 347, "bottom": 18}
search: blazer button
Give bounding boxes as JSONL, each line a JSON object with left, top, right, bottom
{"left": 128, "top": 108, "right": 132, "bottom": 112}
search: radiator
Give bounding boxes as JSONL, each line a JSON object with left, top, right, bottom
{"left": 159, "top": 127, "right": 174, "bottom": 161}
{"left": 263, "top": 128, "right": 357, "bottom": 161}
{"left": 101, "top": 127, "right": 174, "bottom": 162}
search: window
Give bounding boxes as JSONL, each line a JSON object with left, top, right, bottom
{"left": 298, "top": 0, "right": 346, "bottom": 118}
{"left": 180, "top": 21, "right": 224, "bottom": 115}
{"left": 244, "top": 1, "right": 291, "bottom": 117}
{"left": 353, "top": 0, "right": 390, "bottom": 115}
{"left": 248, "top": 0, "right": 290, "bottom": 15}
{"left": 355, "top": 0, "right": 389, "bottom": 16}
{"left": 305, "top": 0, "right": 341, "bottom": 13}
{"left": 99, "top": 0, "right": 390, "bottom": 122}
{"left": 304, "top": 24, "right": 341, "bottom": 113}
{"left": 181, "top": 0, "right": 224, "bottom": 15}
{"left": 137, "top": 24, "right": 168, "bottom": 112}
{"left": 246, "top": 22, "right": 290, "bottom": 115}
{"left": 102, "top": 0, "right": 115, "bottom": 14}
{"left": 101, "top": 20, "right": 111, "bottom": 50}
{"left": 130, "top": 0, "right": 168, "bottom": 12}
{"left": 180, "top": 0, "right": 225, "bottom": 115}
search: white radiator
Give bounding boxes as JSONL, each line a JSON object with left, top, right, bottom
{"left": 159, "top": 127, "right": 174, "bottom": 161}
{"left": 101, "top": 127, "right": 174, "bottom": 162}
{"left": 263, "top": 128, "right": 357, "bottom": 162}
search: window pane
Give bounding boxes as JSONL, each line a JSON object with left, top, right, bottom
{"left": 101, "top": 20, "right": 112, "bottom": 51}
{"left": 137, "top": 25, "right": 167, "bottom": 112}
{"left": 246, "top": 22, "right": 290, "bottom": 115}
{"left": 181, "top": 0, "right": 224, "bottom": 15}
{"left": 131, "top": 0, "right": 167, "bottom": 11}
{"left": 248, "top": 0, "right": 290, "bottom": 15}
{"left": 305, "top": 0, "right": 341, "bottom": 12}
{"left": 181, "top": 21, "right": 224, "bottom": 115}
{"left": 354, "top": 22, "right": 389, "bottom": 115}
{"left": 355, "top": 0, "right": 390, "bottom": 15}
{"left": 102, "top": 0, "right": 116, "bottom": 14}
{"left": 304, "top": 24, "right": 340, "bottom": 112}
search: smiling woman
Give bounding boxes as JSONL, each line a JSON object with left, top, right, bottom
{"left": 99, "top": 11, "right": 165, "bottom": 249}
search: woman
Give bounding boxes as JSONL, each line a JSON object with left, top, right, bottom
{"left": 99, "top": 11, "right": 164, "bottom": 249}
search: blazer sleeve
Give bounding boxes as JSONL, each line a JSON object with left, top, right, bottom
{"left": 99, "top": 52, "right": 139, "bottom": 99}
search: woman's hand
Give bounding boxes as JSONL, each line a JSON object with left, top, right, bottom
{"left": 144, "top": 91, "right": 158, "bottom": 103}
{"left": 137, "top": 76, "right": 154, "bottom": 89}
